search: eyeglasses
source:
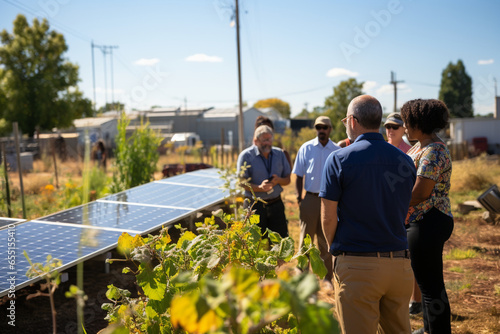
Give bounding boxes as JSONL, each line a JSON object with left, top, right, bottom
{"left": 341, "top": 115, "right": 358, "bottom": 126}
{"left": 315, "top": 125, "right": 329, "bottom": 131}
{"left": 385, "top": 125, "right": 401, "bottom": 130}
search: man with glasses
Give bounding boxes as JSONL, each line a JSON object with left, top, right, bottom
{"left": 320, "top": 95, "right": 416, "bottom": 334}
{"left": 237, "top": 125, "right": 291, "bottom": 238}
{"left": 292, "top": 116, "right": 340, "bottom": 287}
{"left": 385, "top": 112, "right": 412, "bottom": 153}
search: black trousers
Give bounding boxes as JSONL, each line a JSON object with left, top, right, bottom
{"left": 407, "top": 207, "right": 454, "bottom": 334}
{"left": 245, "top": 197, "right": 288, "bottom": 238}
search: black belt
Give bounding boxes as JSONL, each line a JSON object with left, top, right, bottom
{"left": 264, "top": 196, "right": 282, "bottom": 205}
{"left": 306, "top": 191, "right": 319, "bottom": 197}
{"left": 335, "top": 250, "right": 410, "bottom": 259}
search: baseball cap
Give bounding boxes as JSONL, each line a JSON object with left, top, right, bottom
{"left": 384, "top": 113, "right": 404, "bottom": 126}
{"left": 314, "top": 116, "right": 332, "bottom": 128}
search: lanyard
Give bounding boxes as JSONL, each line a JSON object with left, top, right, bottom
{"left": 259, "top": 152, "right": 273, "bottom": 179}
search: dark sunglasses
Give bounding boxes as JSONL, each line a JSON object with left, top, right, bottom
{"left": 315, "top": 125, "right": 329, "bottom": 130}
{"left": 385, "top": 125, "right": 400, "bottom": 130}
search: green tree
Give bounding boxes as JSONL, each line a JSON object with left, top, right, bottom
{"left": 0, "top": 14, "right": 92, "bottom": 136}
{"left": 254, "top": 98, "right": 291, "bottom": 118}
{"left": 438, "top": 59, "right": 473, "bottom": 118}
{"left": 110, "top": 115, "right": 162, "bottom": 193}
{"left": 324, "top": 78, "right": 365, "bottom": 142}
{"left": 98, "top": 102, "right": 124, "bottom": 114}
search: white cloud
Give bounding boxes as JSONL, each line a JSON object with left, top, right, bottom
{"left": 478, "top": 59, "right": 494, "bottom": 65}
{"left": 185, "top": 53, "right": 223, "bottom": 62}
{"left": 134, "top": 58, "right": 160, "bottom": 66}
{"left": 376, "top": 84, "right": 394, "bottom": 95}
{"left": 363, "top": 81, "right": 377, "bottom": 91}
{"left": 376, "top": 83, "right": 411, "bottom": 95}
{"left": 326, "top": 68, "right": 359, "bottom": 77}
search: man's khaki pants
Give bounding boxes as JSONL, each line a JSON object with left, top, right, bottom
{"left": 333, "top": 254, "right": 413, "bottom": 334}
{"left": 299, "top": 192, "right": 333, "bottom": 280}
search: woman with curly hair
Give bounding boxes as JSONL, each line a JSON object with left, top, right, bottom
{"left": 400, "top": 99, "right": 454, "bottom": 334}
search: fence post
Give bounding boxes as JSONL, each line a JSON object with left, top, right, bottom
{"left": 13, "top": 122, "right": 26, "bottom": 219}
{"left": 2, "top": 143, "right": 12, "bottom": 217}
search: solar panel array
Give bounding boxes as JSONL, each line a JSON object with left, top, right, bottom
{"left": 0, "top": 168, "right": 228, "bottom": 296}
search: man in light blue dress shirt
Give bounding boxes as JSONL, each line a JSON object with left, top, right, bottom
{"left": 292, "top": 116, "right": 340, "bottom": 283}
{"left": 237, "top": 125, "right": 291, "bottom": 237}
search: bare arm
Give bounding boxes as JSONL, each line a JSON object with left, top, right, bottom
{"left": 409, "top": 176, "right": 436, "bottom": 206}
{"left": 321, "top": 198, "right": 338, "bottom": 249}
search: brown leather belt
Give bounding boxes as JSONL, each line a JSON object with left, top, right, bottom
{"left": 336, "top": 250, "right": 410, "bottom": 259}
{"left": 306, "top": 191, "right": 319, "bottom": 197}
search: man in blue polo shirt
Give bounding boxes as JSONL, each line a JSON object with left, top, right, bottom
{"left": 237, "top": 125, "right": 291, "bottom": 237}
{"left": 320, "top": 95, "right": 416, "bottom": 334}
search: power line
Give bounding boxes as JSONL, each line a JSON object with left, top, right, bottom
{"left": 2, "top": 0, "right": 91, "bottom": 43}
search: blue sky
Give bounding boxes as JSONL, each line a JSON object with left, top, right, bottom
{"left": 1, "top": 0, "right": 499, "bottom": 117}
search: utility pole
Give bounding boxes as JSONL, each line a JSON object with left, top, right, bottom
{"left": 390, "top": 71, "right": 404, "bottom": 113}
{"left": 235, "top": 0, "right": 244, "bottom": 152}
{"left": 91, "top": 41, "right": 97, "bottom": 115}
{"left": 91, "top": 43, "right": 119, "bottom": 112}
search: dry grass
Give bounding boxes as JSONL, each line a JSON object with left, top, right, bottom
{"left": 451, "top": 154, "right": 500, "bottom": 192}
{"left": 4, "top": 153, "right": 500, "bottom": 333}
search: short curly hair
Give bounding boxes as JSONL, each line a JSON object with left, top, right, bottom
{"left": 400, "top": 99, "right": 449, "bottom": 134}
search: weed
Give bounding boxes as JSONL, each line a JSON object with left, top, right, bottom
{"left": 445, "top": 248, "right": 478, "bottom": 260}
{"left": 449, "top": 266, "right": 464, "bottom": 273}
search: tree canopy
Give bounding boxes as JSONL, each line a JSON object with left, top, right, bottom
{"left": 253, "top": 98, "right": 291, "bottom": 118}
{"left": 438, "top": 59, "right": 473, "bottom": 118}
{"left": 324, "top": 78, "right": 365, "bottom": 142}
{"left": 0, "top": 14, "right": 92, "bottom": 136}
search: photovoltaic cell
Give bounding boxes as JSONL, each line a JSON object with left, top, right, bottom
{"left": 0, "top": 221, "right": 124, "bottom": 295}
{"left": 0, "top": 168, "right": 229, "bottom": 297}
{"left": 101, "top": 182, "right": 229, "bottom": 210}
{"left": 36, "top": 201, "right": 191, "bottom": 233}
{"left": 157, "top": 173, "right": 226, "bottom": 188}
{"left": 0, "top": 218, "right": 25, "bottom": 229}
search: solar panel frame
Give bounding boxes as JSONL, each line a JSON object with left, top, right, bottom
{"left": 0, "top": 221, "right": 125, "bottom": 296}
{"left": 1, "top": 168, "right": 230, "bottom": 297}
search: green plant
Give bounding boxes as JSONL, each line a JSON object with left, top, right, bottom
{"left": 111, "top": 114, "right": 162, "bottom": 193}
{"left": 101, "top": 170, "right": 336, "bottom": 333}
{"left": 24, "top": 252, "right": 63, "bottom": 334}
{"left": 449, "top": 266, "right": 464, "bottom": 273}
{"left": 445, "top": 248, "right": 478, "bottom": 260}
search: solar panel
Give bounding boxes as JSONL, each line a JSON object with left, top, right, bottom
{"left": 100, "top": 182, "right": 229, "bottom": 210}
{"left": 36, "top": 201, "right": 191, "bottom": 234}
{"left": 157, "top": 173, "right": 226, "bottom": 188}
{"left": 0, "top": 221, "right": 124, "bottom": 295}
{"left": 0, "top": 218, "right": 25, "bottom": 229}
{"left": 0, "top": 168, "right": 229, "bottom": 297}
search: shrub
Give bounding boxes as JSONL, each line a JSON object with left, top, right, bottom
{"left": 111, "top": 114, "right": 162, "bottom": 193}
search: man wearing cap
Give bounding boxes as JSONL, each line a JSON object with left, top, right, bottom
{"left": 320, "top": 95, "right": 416, "bottom": 334}
{"left": 292, "top": 116, "right": 340, "bottom": 285}
{"left": 385, "top": 112, "right": 412, "bottom": 153}
{"left": 237, "top": 125, "right": 291, "bottom": 238}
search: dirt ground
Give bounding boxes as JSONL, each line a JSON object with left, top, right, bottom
{"left": 1, "top": 186, "right": 500, "bottom": 333}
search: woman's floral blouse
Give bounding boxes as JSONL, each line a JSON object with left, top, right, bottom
{"left": 406, "top": 141, "right": 453, "bottom": 224}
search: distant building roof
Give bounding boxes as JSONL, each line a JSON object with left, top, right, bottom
{"left": 73, "top": 117, "right": 117, "bottom": 128}
{"left": 203, "top": 107, "right": 257, "bottom": 119}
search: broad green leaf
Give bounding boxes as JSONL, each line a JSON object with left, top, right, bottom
{"left": 298, "top": 303, "right": 340, "bottom": 334}
{"left": 309, "top": 248, "right": 328, "bottom": 279}
{"left": 296, "top": 254, "right": 309, "bottom": 271}
{"left": 268, "top": 229, "right": 282, "bottom": 244}
{"left": 296, "top": 274, "right": 318, "bottom": 301}
{"left": 277, "top": 237, "right": 295, "bottom": 261}
{"left": 137, "top": 265, "right": 167, "bottom": 301}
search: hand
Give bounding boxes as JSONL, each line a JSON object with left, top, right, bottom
{"left": 260, "top": 179, "right": 274, "bottom": 192}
